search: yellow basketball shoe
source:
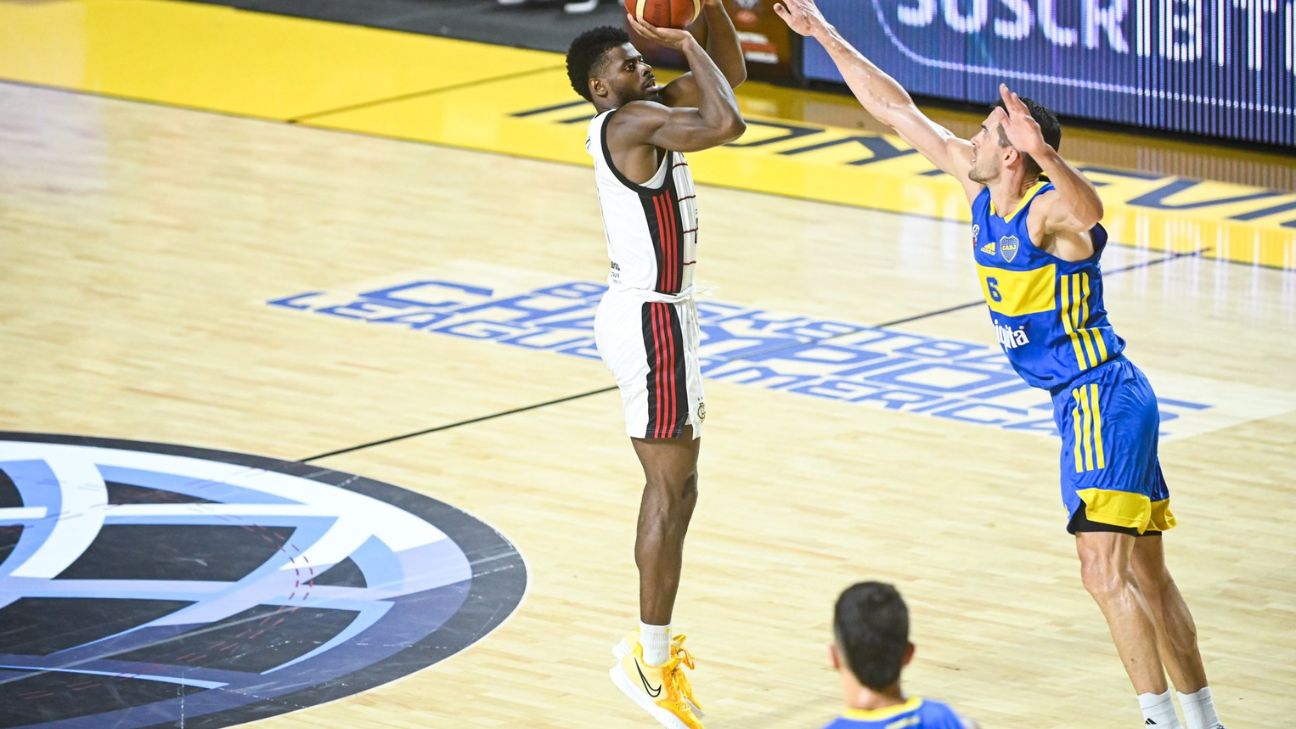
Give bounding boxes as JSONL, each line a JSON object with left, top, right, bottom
{"left": 614, "top": 632, "right": 705, "bottom": 717}
{"left": 609, "top": 633, "right": 706, "bottom": 729}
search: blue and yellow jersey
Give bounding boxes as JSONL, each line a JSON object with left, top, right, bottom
{"left": 820, "top": 696, "right": 969, "bottom": 729}
{"left": 970, "top": 181, "right": 1125, "bottom": 392}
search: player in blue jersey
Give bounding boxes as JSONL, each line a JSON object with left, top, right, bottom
{"left": 776, "top": 2, "right": 1226, "bottom": 728}
{"left": 821, "top": 582, "right": 975, "bottom": 729}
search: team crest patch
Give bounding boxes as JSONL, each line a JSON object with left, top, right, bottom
{"left": 999, "top": 236, "right": 1020, "bottom": 263}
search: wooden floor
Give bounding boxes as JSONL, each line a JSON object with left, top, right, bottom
{"left": 3, "top": 55, "right": 1295, "bottom": 729}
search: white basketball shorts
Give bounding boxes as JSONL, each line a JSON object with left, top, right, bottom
{"left": 594, "top": 290, "right": 705, "bottom": 440}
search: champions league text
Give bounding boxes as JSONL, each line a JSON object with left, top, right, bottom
{"left": 269, "top": 279, "right": 1210, "bottom": 436}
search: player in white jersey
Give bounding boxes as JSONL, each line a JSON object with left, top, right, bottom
{"left": 565, "top": 8, "right": 744, "bottom": 729}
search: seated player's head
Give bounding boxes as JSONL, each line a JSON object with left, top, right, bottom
{"left": 566, "top": 26, "right": 658, "bottom": 111}
{"left": 831, "top": 581, "right": 915, "bottom": 692}
{"left": 969, "top": 95, "right": 1062, "bottom": 183}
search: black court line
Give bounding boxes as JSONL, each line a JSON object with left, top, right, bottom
{"left": 298, "top": 386, "right": 616, "bottom": 462}
{"left": 289, "top": 64, "right": 564, "bottom": 123}
{"left": 300, "top": 246, "right": 1209, "bottom": 462}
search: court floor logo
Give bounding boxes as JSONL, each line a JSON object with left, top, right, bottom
{"left": 0, "top": 433, "right": 526, "bottom": 728}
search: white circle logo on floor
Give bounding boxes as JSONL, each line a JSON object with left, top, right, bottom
{"left": 0, "top": 433, "right": 526, "bottom": 728}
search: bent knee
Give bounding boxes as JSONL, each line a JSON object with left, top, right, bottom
{"left": 1079, "top": 558, "right": 1136, "bottom": 600}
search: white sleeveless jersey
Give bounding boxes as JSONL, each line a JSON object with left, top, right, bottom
{"left": 586, "top": 108, "right": 699, "bottom": 296}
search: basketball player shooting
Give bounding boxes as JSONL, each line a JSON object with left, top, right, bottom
{"left": 774, "top": 1, "right": 1226, "bottom": 728}
{"left": 564, "top": 3, "right": 745, "bottom": 729}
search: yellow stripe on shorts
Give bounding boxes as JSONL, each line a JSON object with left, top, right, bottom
{"left": 1071, "top": 384, "right": 1106, "bottom": 473}
{"left": 1071, "top": 396, "right": 1084, "bottom": 473}
{"left": 1079, "top": 385, "right": 1096, "bottom": 471}
{"left": 1089, "top": 382, "right": 1106, "bottom": 469}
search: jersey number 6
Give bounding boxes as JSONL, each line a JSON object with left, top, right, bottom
{"left": 986, "top": 277, "right": 1002, "bottom": 302}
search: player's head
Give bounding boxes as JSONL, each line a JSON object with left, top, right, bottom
{"left": 969, "top": 95, "right": 1062, "bottom": 183}
{"left": 566, "top": 26, "right": 658, "bottom": 111}
{"left": 830, "top": 581, "right": 914, "bottom": 692}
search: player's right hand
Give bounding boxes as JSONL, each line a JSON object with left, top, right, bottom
{"left": 627, "top": 14, "right": 698, "bottom": 51}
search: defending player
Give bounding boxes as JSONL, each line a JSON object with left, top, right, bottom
{"left": 774, "top": 2, "right": 1224, "bottom": 727}
{"left": 565, "top": 5, "right": 745, "bottom": 728}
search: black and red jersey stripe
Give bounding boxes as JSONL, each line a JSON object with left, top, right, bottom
{"left": 640, "top": 301, "right": 689, "bottom": 439}
{"left": 638, "top": 156, "right": 686, "bottom": 295}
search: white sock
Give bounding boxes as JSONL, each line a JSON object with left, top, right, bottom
{"left": 1177, "top": 687, "right": 1223, "bottom": 729}
{"left": 639, "top": 622, "right": 670, "bottom": 666}
{"left": 1139, "top": 690, "right": 1183, "bottom": 728}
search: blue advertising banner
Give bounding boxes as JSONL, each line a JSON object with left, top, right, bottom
{"left": 802, "top": 0, "right": 1295, "bottom": 147}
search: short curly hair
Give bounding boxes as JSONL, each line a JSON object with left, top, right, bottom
{"left": 566, "top": 26, "right": 631, "bottom": 102}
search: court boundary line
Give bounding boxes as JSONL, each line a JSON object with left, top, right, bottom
{"left": 298, "top": 387, "right": 617, "bottom": 462}
{"left": 3, "top": 78, "right": 1288, "bottom": 272}
{"left": 288, "top": 65, "right": 564, "bottom": 123}
{"left": 296, "top": 247, "right": 1208, "bottom": 461}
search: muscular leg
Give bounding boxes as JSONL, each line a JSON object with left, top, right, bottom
{"left": 1131, "top": 536, "right": 1209, "bottom": 693}
{"left": 1075, "top": 531, "right": 1169, "bottom": 695}
{"left": 631, "top": 426, "right": 700, "bottom": 625}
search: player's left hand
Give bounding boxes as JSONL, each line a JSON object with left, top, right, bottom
{"left": 773, "top": 0, "right": 831, "bottom": 38}
{"left": 997, "top": 83, "right": 1048, "bottom": 157}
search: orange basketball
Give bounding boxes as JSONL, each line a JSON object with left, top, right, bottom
{"left": 632, "top": 0, "right": 701, "bottom": 29}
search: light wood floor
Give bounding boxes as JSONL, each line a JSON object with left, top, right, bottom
{"left": 2, "top": 81, "right": 1294, "bottom": 728}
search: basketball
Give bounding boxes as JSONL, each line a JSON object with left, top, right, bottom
{"left": 632, "top": 0, "right": 701, "bottom": 29}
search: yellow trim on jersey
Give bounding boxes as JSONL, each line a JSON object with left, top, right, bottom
{"left": 976, "top": 263, "right": 1057, "bottom": 316}
{"left": 841, "top": 697, "right": 923, "bottom": 722}
{"left": 1060, "top": 276, "right": 1089, "bottom": 370}
{"left": 989, "top": 180, "right": 1049, "bottom": 222}
{"left": 1071, "top": 275, "right": 1099, "bottom": 365}
{"left": 1077, "top": 273, "right": 1109, "bottom": 363}
{"left": 1077, "top": 490, "right": 1178, "bottom": 534}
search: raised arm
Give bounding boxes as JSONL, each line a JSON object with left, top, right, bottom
{"left": 998, "top": 84, "right": 1104, "bottom": 261}
{"left": 774, "top": 0, "right": 980, "bottom": 202}
{"left": 611, "top": 16, "right": 746, "bottom": 155}
{"left": 660, "top": 0, "right": 747, "bottom": 107}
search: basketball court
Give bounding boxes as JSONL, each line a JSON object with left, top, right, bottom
{"left": 1, "top": 1, "right": 1294, "bottom": 727}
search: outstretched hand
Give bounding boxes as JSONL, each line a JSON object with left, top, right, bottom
{"left": 627, "top": 14, "right": 696, "bottom": 51}
{"left": 997, "top": 83, "right": 1047, "bottom": 157}
{"left": 772, "top": 0, "right": 830, "bottom": 37}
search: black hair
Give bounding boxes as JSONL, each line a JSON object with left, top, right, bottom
{"left": 992, "top": 95, "right": 1061, "bottom": 177}
{"left": 566, "top": 26, "right": 631, "bottom": 103}
{"left": 833, "top": 581, "right": 910, "bottom": 691}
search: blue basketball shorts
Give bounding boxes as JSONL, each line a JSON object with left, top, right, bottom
{"left": 1050, "top": 356, "right": 1176, "bottom": 535}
